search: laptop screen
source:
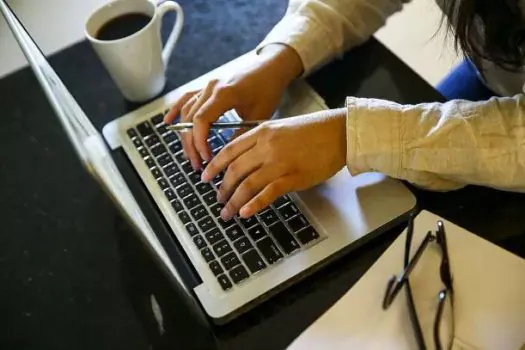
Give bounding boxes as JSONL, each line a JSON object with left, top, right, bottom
{"left": 0, "top": 0, "right": 190, "bottom": 297}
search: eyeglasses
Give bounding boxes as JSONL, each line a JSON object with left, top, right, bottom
{"left": 382, "top": 213, "right": 455, "bottom": 350}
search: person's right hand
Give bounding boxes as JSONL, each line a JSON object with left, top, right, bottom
{"left": 164, "top": 44, "right": 304, "bottom": 170}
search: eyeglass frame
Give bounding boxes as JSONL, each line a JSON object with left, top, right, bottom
{"left": 382, "top": 213, "right": 455, "bottom": 350}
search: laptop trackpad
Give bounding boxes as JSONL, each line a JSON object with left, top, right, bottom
{"left": 296, "top": 169, "right": 415, "bottom": 244}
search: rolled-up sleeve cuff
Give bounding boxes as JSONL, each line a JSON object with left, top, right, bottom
{"left": 345, "top": 96, "right": 402, "bottom": 178}
{"left": 255, "top": 15, "right": 336, "bottom": 77}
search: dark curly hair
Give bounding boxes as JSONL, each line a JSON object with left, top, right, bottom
{"left": 442, "top": 0, "right": 525, "bottom": 71}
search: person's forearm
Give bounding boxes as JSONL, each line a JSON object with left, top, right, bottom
{"left": 257, "top": 44, "right": 304, "bottom": 88}
{"left": 256, "top": 0, "right": 411, "bottom": 76}
{"left": 345, "top": 95, "right": 525, "bottom": 192}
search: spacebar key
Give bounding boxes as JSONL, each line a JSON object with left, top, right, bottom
{"left": 256, "top": 237, "right": 283, "bottom": 265}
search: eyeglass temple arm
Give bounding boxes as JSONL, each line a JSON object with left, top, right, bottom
{"left": 382, "top": 232, "right": 434, "bottom": 309}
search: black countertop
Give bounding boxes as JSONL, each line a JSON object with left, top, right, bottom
{"left": 1, "top": 1, "right": 525, "bottom": 349}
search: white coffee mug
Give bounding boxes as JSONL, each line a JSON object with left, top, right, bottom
{"left": 85, "top": 0, "right": 184, "bottom": 102}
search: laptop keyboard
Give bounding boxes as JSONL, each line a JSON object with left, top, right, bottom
{"left": 126, "top": 113, "right": 320, "bottom": 291}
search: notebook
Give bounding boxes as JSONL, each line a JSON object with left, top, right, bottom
{"left": 288, "top": 210, "right": 525, "bottom": 350}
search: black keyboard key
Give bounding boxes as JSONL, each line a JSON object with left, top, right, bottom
{"left": 240, "top": 216, "right": 258, "bottom": 229}
{"left": 217, "top": 274, "right": 232, "bottom": 291}
{"left": 242, "top": 250, "right": 266, "bottom": 274}
{"left": 278, "top": 203, "right": 300, "bottom": 220}
{"left": 220, "top": 252, "right": 240, "bottom": 270}
{"left": 209, "top": 261, "right": 223, "bottom": 276}
{"left": 157, "top": 124, "right": 169, "bottom": 135}
{"left": 259, "top": 208, "right": 279, "bottom": 227}
{"left": 196, "top": 182, "right": 213, "bottom": 195}
{"left": 248, "top": 224, "right": 267, "bottom": 241}
{"left": 169, "top": 141, "right": 182, "bottom": 154}
{"left": 212, "top": 172, "right": 224, "bottom": 186}
{"left": 170, "top": 173, "right": 186, "bottom": 187}
{"left": 171, "top": 199, "right": 184, "bottom": 213}
{"left": 132, "top": 137, "right": 143, "bottom": 148}
{"left": 157, "top": 154, "right": 173, "bottom": 167}
{"left": 137, "top": 121, "right": 155, "bottom": 137}
{"left": 145, "top": 135, "right": 160, "bottom": 147}
{"left": 176, "top": 183, "right": 193, "bottom": 198}
{"left": 138, "top": 147, "right": 149, "bottom": 158}
{"left": 193, "top": 235, "right": 207, "bottom": 249}
{"left": 213, "top": 239, "right": 232, "bottom": 257}
{"left": 229, "top": 265, "right": 249, "bottom": 284}
{"left": 205, "top": 228, "right": 223, "bottom": 245}
{"left": 151, "top": 144, "right": 168, "bottom": 158}
{"left": 190, "top": 205, "right": 208, "bottom": 221}
{"left": 257, "top": 237, "right": 283, "bottom": 264}
{"left": 212, "top": 145, "right": 224, "bottom": 156}
{"left": 209, "top": 203, "right": 223, "bottom": 218}
{"left": 164, "top": 188, "right": 176, "bottom": 201}
{"left": 145, "top": 156, "right": 155, "bottom": 168}
{"left": 157, "top": 177, "right": 169, "bottom": 190}
{"left": 201, "top": 248, "right": 214, "bottom": 262}
{"left": 203, "top": 192, "right": 218, "bottom": 206}
{"left": 296, "top": 227, "right": 320, "bottom": 245}
{"left": 288, "top": 214, "right": 309, "bottom": 233}
{"left": 198, "top": 217, "right": 216, "bottom": 233}
{"left": 181, "top": 161, "right": 194, "bottom": 174}
{"left": 273, "top": 195, "right": 291, "bottom": 209}
{"left": 175, "top": 152, "right": 186, "bottom": 164}
{"left": 151, "top": 167, "right": 163, "bottom": 179}
{"left": 185, "top": 223, "right": 199, "bottom": 237}
{"left": 177, "top": 211, "right": 191, "bottom": 224}
{"left": 163, "top": 164, "right": 179, "bottom": 177}
{"left": 162, "top": 131, "right": 178, "bottom": 144}
{"left": 225, "top": 224, "right": 244, "bottom": 241}
{"left": 218, "top": 128, "right": 234, "bottom": 141}
{"left": 233, "top": 237, "right": 252, "bottom": 254}
{"left": 151, "top": 113, "right": 164, "bottom": 125}
{"left": 208, "top": 136, "right": 224, "bottom": 150}
{"left": 269, "top": 222, "right": 299, "bottom": 254}
{"left": 218, "top": 217, "right": 235, "bottom": 229}
{"left": 183, "top": 193, "right": 200, "bottom": 210}
{"left": 127, "top": 128, "right": 138, "bottom": 139}
{"left": 188, "top": 172, "right": 201, "bottom": 184}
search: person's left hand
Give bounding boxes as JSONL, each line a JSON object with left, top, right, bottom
{"left": 201, "top": 108, "right": 348, "bottom": 220}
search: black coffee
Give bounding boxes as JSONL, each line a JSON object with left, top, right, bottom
{"left": 96, "top": 13, "right": 152, "bottom": 41}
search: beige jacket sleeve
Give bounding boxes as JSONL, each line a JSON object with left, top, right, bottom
{"left": 346, "top": 96, "right": 525, "bottom": 192}
{"left": 257, "top": 0, "right": 410, "bottom": 75}
{"left": 257, "top": 0, "right": 525, "bottom": 193}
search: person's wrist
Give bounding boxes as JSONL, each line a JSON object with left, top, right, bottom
{"left": 257, "top": 44, "right": 304, "bottom": 87}
{"left": 323, "top": 108, "right": 347, "bottom": 169}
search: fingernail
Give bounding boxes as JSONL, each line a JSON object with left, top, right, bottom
{"left": 239, "top": 206, "right": 250, "bottom": 218}
{"left": 192, "top": 162, "right": 202, "bottom": 171}
{"left": 201, "top": 170, "right": 209, "bottom": 183}
{"left": 216, "top": 192, "right": 224, "bottom": 204}
{"left": 220, "top": 208, "right": 231, "bottom": 221}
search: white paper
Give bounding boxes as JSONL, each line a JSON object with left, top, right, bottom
{"left": 288, "top": 210, "right": 525, "bottom": 350}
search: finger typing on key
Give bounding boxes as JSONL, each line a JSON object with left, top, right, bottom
{"left": 200, "top": 109, "right": 347, "bottom": 220}
{"left": 163, "top": 44, "right": 304, "bottom": 171}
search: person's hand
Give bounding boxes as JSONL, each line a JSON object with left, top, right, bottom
{"left": 163, "top": 44, "right": 303, "bottom": 170}
{"left": 201, "top": 108, "right": 348, "bottom": 220}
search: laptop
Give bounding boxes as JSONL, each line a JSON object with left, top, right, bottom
{"left": 1, "top": 1, "right": 416, "bottom": 323}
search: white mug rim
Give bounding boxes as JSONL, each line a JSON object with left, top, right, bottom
{"left": 84, "top": 0, "right": 159, "bottom": 45}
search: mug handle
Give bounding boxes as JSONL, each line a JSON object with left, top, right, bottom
{"left": 156, "top": 1, "right": 184, "bottom": 66}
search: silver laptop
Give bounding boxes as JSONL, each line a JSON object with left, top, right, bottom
{"left": 2, "top": 1, "right": 416, "bottom": 323}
